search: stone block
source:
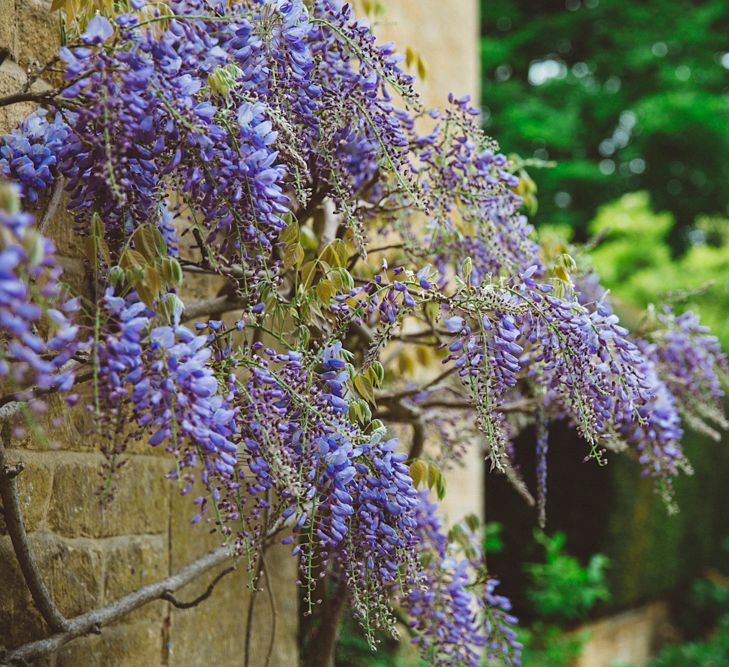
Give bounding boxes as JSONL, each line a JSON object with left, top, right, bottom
{"left": 0, "top": 451, "right": 52, "bottom": 534}
{"left": 166, "top": 536, "right": 299, "bottom": 667}
{"left": 0, "top": 535, "right": 46, "bottom": 649}
{"left": 0, "top": 532, "right": 103, "bottom": 647}
{"left": 0, "top": 0, "right": 16, "bottom": 63}
{"left": 0, "top": 59, "right": 32, "bottom": 134}
{"left": 103, "top": 534, "right": 168, "bottom": 624}
{"left": 5, "top": 392, "right": 96, "bottom": 454}
{"left": 15, "top": 0, "right": 59, "bottom": 72}
{"left": 56, "top": 620, "right": 162, "bottom": 667}
{"left": 47, "top": 456, "right": 170, "bottom": 538}
{"left": 51, "top": 206, "right": 87, "bottom": 260}
{"left": 36, "top": 533, "right": 104, "bottom": 617}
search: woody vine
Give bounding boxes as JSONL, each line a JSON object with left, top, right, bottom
{"left": 0, "top": 1, "right": 727, "bottom": 665}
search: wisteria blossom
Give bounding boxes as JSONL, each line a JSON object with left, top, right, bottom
{"left": 0, "top": 0, "right": 727, "bottom": 664}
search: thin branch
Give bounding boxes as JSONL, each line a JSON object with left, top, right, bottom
{"left": 180, "top": 294, "right": 247, "bottom": 322}
{"left": 0, "top": 370, "right": 93, "bottom": 414}
{"left": 261, "top": 554, "right": 277, "bottom": 667}
{"left": 317, "top": 199, "right": 341, "bottom": 251}
{"left": 179, "top": 260, "right": 247, "bottom": 280}
{"left": 38, "top": 177, "right": 65, "bottom": 235}
{"left": 417, "top": 397, "right": 536, "bottom": 414}
{"left": 377, "top": 367, "right": 456, "bottom": 402}
{"left": 0, "top": 545, "right": 233, "bottom": 665}
{"left": 0, "top": 425, "right": 70, "bottom": 633}
{"left": 243, "top": 556, "right": 265, "bottom": 667}
{"left": 22, "top": 56, "right": 62, "bottom": 94}
{"left": 0, "top": 90, "right": 62, "bottom": 109}
{"left": 160, "top": 565, "right": 236, "bottom": 609}
{"left": 347, "top": 243, "right": 405, "bottom": 270}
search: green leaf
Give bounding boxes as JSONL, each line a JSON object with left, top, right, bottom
{"left": 353, "top": 374, "right": 376, "bottom": 404}
{"left": 436, "top": 471, "right": 447, "bottom": 501}
{"left": 369, "top": 361, "right": 385, "bottom": 387}
{"left": 283, "top": 241, "right": 305, "bottom": 270}
{"left": 409, "top": 460, "right": 427, "bottom": 489}
{"left": 316, "top": 279, "right": 336, "bottom": 304}
{"left": 133, "top": 226, "right": 160, "bottom": 262}
{"left": 279, "top": 220, "right": 300, "bottom": 245}
{"left": 427, "top": 461, "right": 440, "bottom": 490}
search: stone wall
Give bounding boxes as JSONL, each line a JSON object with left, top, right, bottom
{"left": 0, "top": 1, "right": 480, "bottom": 665}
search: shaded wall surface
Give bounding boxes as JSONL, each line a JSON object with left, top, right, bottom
{"left": 1, "top": 1, "right": 481, "bottom": 666}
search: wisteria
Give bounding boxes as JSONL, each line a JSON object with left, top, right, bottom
{"left": 1, "top": 0, "right": 728, "bottom": 664}
{"left": 0, "top": 183, "right": 81, "bottom": 407}
{"left": 0, "top": 111, "right": 70, "bottom": 204}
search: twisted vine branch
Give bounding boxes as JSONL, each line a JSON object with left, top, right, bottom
{"left": 0, "top": 545, "right": 233, "bottom": 665}
{"left": 0, "top": 425, "right": 69, "bottom": 635}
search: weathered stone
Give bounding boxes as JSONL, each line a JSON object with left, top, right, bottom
{"left": 0, "top": 59, "right": 32, "bottom": 133}
{"left": 0, "top": 451, "right": 52, "bottom": 534}
{"left": 56, "top": 620, "right": 162, "bottom": 667}
{"left": 0, "top": 535, "right": 47, "bottom": 649}
{"left": 168, "top": 488, "right": 299, "bottom": 667}
{"left": 47, "top": 457, "right": 170, "bottom": 538}
{"left": 36, "top": 533, "right": 104, "bottom": 617}
{"left": 0, "top": 0, "right": 16, "bottom": 64}
{"left": 50, "top": 206, "right": 87, "bottom": 260}
{"left": 0, "top": 532, "right": 103, "bottom": 646}
{"left": 103, "top": 535, "right": 168, "bottom": 624}
{"left": 15, "top": 0, "right": 59, "bottom": 72}
{"left": 7, "top": 393, "right": 95, "bottom": 453}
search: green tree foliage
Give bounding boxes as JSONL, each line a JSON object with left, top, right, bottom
{"left": 585, "top": 192, "right": 729, "bottom": 348}
{"left": 481, "top": 0, "right": 729, "bottom": 246}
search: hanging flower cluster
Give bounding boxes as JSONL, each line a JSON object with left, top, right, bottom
{"left": 0, "top": 183, "right": 81, "bottom": 406}
{"left": 1, "top": 0, "right": 728, "bottom": 664}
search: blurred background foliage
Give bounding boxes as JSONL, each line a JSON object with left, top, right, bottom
{"left": 481, "top": 0, "right": 729, "bottom": 664}
{"left": 480, "top": 0, "right": 729, "bottom": 249}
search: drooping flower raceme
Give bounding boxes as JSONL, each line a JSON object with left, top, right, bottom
{"left": 0, "top": 184, "right": 81, "bottom": 405}
{"left": 0, "top": 0, "right": 727, "bottom": 664}
{"left": 0, "top": 111, "right": 70, "bottom": 205}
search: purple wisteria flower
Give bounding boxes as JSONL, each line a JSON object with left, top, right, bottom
{"left": 0, "top": 182, "right": 82, "bottom": 407}
{"left": 0, "top": 111, "right": 70, "bottom": 204}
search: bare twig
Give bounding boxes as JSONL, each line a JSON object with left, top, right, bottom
{"left": 0, "top": 545, "right": 233, "bottom": 665}
{"left": 317, "top": 199, "right": 341, "bottom": 251}
{"left": 417, "top": 397, "right": 536, "bottom": 413}
{"left": 160, "top": 565, "right": 236, "bottom": 609}
{"left": 180, "top": 295, "right": 247, "bottom": 322}
{"left": 243, "top": 556, "right": 265, "bottom": 667}
{"left": 179, "top": 260, "right": 247, "bottom": 280}
{"left": 261, "top": 554, "right": 277, "bottom": 667}
{"left": 38, "top": 177, "right": 65, "bottom": 235}
{"left": 0, "top": 425, "right": 70, "bottom": 634}
{"left": 0, "top": 90, "right": 62, "bottom": 109}
{"left": 0, "top": 370, "right": 93, "bottom": 415}
{"left": 347, "top": 242, "right": 405, "bottom": 270}
{"left": 377, "top": 367, "right": 456, "bottom": 402}
{"left": 22, "top": 56, "right": 62, "bottom": 94}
